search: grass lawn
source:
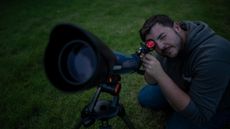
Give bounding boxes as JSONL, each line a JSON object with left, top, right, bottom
{"left": 1, "top": 0, "right": 230, "bottom": 129}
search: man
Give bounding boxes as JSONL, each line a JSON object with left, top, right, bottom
{"left": 138, "top": 14, "right": 230, "bottom": 129}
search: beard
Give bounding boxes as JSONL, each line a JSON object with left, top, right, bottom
{"left": 161, "top": 30, "right": 184, "bottom": 58}
{"left": 171, "top": 29, "right": 184, "bottom": 57}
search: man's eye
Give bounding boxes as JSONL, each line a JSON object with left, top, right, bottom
{"left": 160, "top": 35, "right": 166, "bottom": 40}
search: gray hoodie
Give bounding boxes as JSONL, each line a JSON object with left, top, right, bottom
{"left": 159, "top": 21, "right": 230, "bottom": 124}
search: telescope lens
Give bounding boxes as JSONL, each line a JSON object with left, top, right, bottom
{"left": 68, "top": 44, "right": 96, "bottom": 82}
{"left": 59, "top": 40, "right": 97, "bottom": 85}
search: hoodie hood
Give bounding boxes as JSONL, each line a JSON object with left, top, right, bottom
{"left": 183, "top": 21, "right": 216, "bottom": 56}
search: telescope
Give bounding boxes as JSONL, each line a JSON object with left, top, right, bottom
{"left": 44, "top": 23, "right": 155, "bottom": 93}
{"left": 44, "top": 23, "right": 156, "bottom": 129}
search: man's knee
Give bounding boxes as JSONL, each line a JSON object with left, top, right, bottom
{"left": 138, "top": 85, "right": 153, "bottom": 108}
{"left": 138, "top": 84, "right": 168, "bottom": 109}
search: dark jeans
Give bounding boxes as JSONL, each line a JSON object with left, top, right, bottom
{"left": 138, "top": 84, "right": 230, "bottom": 129}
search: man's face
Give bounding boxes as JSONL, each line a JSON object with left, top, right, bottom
{"left": 145, "top": 23, "right": 183, "bottom": 58}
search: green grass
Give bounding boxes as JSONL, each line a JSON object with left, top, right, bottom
{"left": 1, "top": 0, "right": 230, "bottom": 129}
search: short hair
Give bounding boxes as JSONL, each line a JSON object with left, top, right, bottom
{"left": 139, "top": 14, "right": 174, "bottom": 41}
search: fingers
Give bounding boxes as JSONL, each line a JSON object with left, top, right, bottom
{"left": 142, "top": 63, "right": 152, "bottom": 70}
{"left": 141, "top": 54, "right": 160, "bottom": 70}
{"left": 140, "top": 54, "right": 164, "bottom": 81}
{"left": 144, "top": 54, "right": 157, "bottom": 61}
{"left": 141, "top": 54, "right": 156, "bottom": 63}
{"left": 141, "top": 54, "right": 154, "bottom": 70}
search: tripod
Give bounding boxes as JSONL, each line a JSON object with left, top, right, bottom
{"left": 73, "top": 74, "right": 136, "bottom": 129}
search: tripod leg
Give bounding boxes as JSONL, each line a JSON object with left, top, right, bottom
{"left": 118, "top": 105, "right": 136, "bottom": 129}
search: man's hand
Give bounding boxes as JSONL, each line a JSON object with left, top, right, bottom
{"left": 141, "top": 53, "right": 191, "bottom": 112}
{"left": 141, "top": 54, "right": 165, "bottom": 83}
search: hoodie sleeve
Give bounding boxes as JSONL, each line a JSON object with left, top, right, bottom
{"left": 181, "top": 63, "right": 229, "bottom": 124}
{"left": 180, "top": 41, "right": 230, "bottom": 124}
